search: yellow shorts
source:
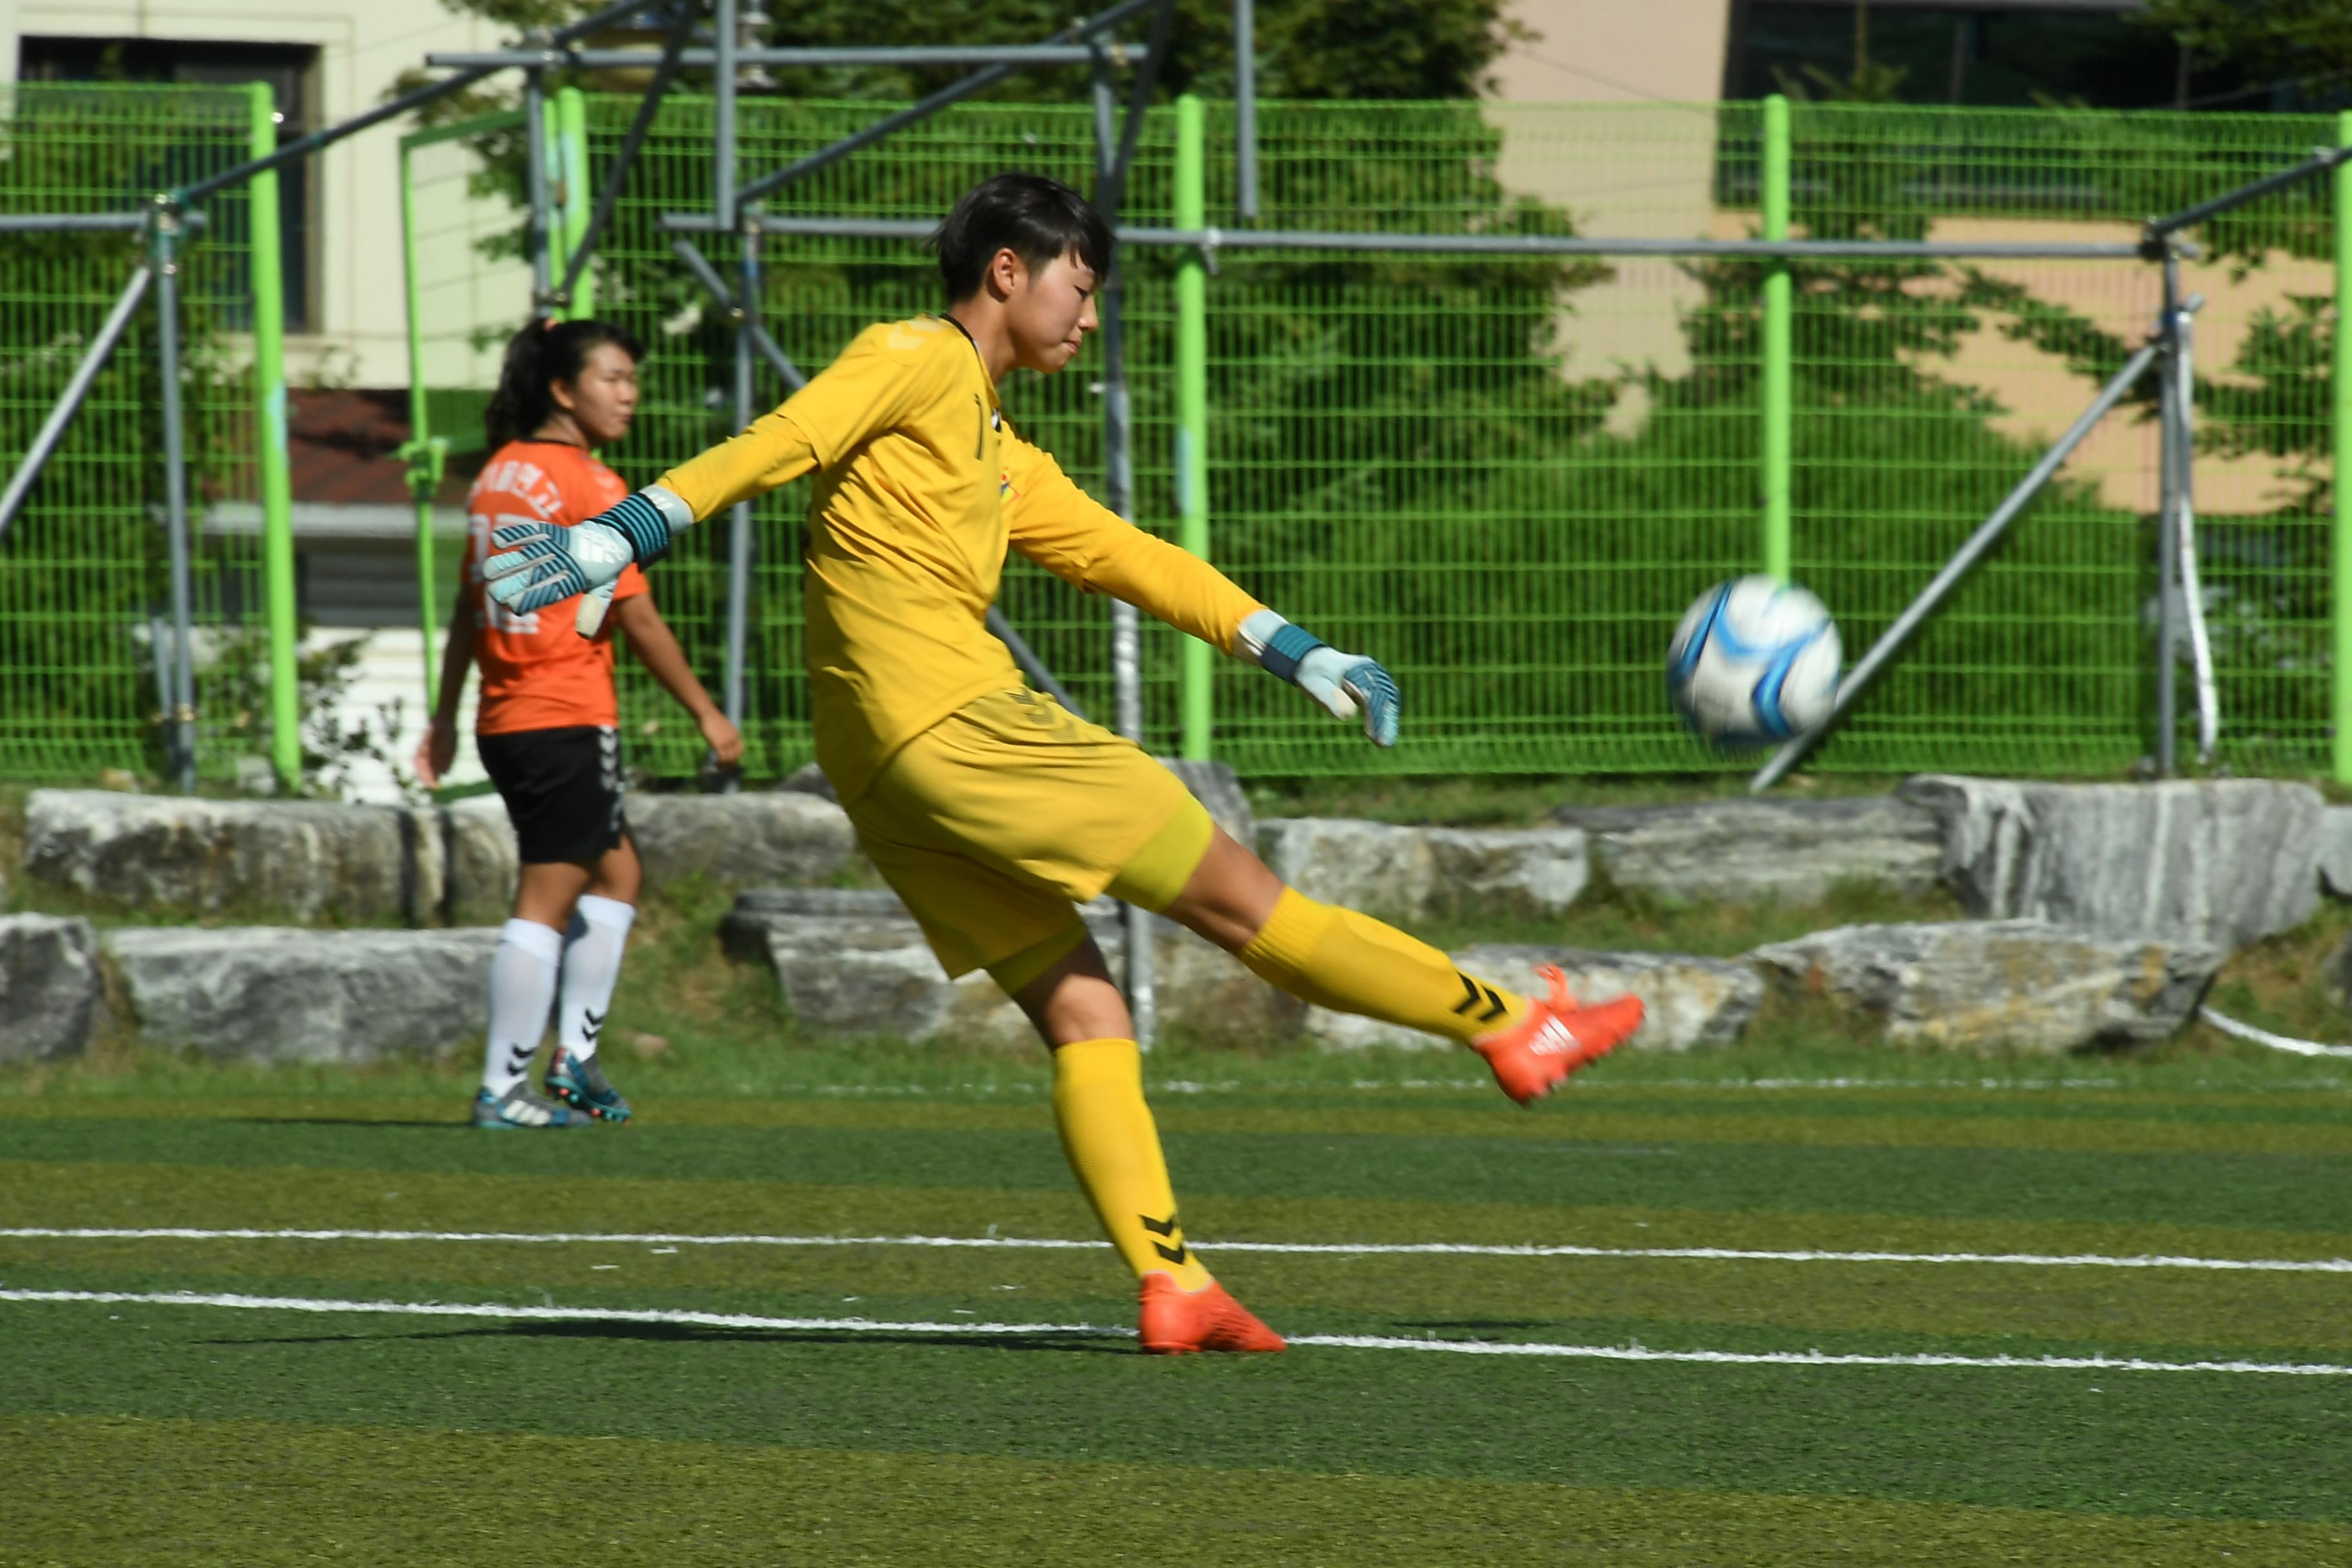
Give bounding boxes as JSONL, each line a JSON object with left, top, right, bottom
{"left": 843, "top": 687, "right": 1216, "bottom": 990}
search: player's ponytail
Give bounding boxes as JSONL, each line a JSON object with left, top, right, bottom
{"left": 484, "top": 317, "right": 646, "bottom": 449}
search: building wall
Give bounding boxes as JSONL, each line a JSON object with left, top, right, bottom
{"left": 1489, "top": 0, "right": 1732, "bottom": 104}
{"left": 12, "top": 0, "right": 505, "bottom": 386}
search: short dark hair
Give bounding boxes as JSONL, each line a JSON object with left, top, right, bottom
{"left": 485, "top": 318, "right": 644, "bottom": 448}
{"left": 928, "top": 173, "right": 1112, "bottom": 300}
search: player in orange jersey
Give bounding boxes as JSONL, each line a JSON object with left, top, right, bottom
{"left": 483, "top": 177, "right": 1642, "bottom": 1348}
{"left": 416, "top": 318, "right": 743, "bottom": 1130}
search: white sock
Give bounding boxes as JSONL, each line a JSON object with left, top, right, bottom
{"left": 558, "top": 894, "right": 636, "bottom": 1060}
{"left": 482, "top": 917, "right": 563, "bottom": 1097}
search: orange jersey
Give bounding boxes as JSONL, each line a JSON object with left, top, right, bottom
{"left": 465, "top": 439, "right": 649, "bottom": 735}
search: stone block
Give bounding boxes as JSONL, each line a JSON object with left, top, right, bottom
{"left": 106, "top": 926, "right": 499, "bottom": 1063}
{"left": 1903, "top": 775, "right": 2324, "bottom": 950}
{"left": 624, "top": 791, "right": 858, "bottom": 888}
{"left": 1553, "top": 795, "right": 1943, "bottom": 906}
{"left": 781, "top": 762, "right": 838, "bottom": 801}
{"left": 1425, "top": 830, "right": 1591, "bottom": 919}
{"left": 24, "top": 790, "right": 433, "bottom": 924}
{"left": 1257, "top": 818, "right": 1588, "bottom": 920}
{"left": 1304, "top": 944, "right": 1760, "bottom": 1054}
{"left": 1158, "top": 758, "right": 1255, "bottom": 848}
{"left": 2317, "top": 807, "right": 2352, "bottom": 899}
{"left": 1748, "top": 919, "right": 2222, "bottom": 1052}
{"left": 0, "top": 914, "right": 101, "bottom": 1063}
{"left": 1257, "top": 818, "right": 1431, "bottom": 916}
{"left": 436, "top": 795, "right": 520, "bottom": 926}
{"left": 723, "top": 888, "right": 1300, "bottom": 1044}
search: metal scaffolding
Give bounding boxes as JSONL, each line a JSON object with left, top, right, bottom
{"left": 5, "top": 0, "right": 2352, "bottom": 1031}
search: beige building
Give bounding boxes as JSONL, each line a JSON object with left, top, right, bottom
{"left": 4, "top": 0, "right": 511, "bottom": 388}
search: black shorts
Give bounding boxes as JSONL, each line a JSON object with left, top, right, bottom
{"left": 476, "top": 725, "right": 629, "bottom": 865}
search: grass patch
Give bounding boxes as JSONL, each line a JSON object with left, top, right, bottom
{"left": 3, "top": 1077, "right": 2351, "bottom": 1558}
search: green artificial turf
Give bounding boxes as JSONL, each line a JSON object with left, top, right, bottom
{"left": 5, "top": 1063, "right": 2350, "bottom": 1563}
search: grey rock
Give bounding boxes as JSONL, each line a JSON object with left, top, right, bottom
{"left": 1304, "top": 943, "right": 1759, "bottom": 1054}
{"left": 723, "top": 887, "right": 1300, "bottom": 1044}
{"left": 781, "top": 762, "right": 838, "bottom": 802}
{"left": 106, "top": 926, "right": 500, "bottom": 1062}
{"left": 625, "top": 791, "right": 857, "bottom": 888}
{"left": 1426, "top": 829, "right": 1591, "bottom": 919}
{"left": 1257, "top": 818, "right": 1588, "bottom": 919}
{"left": 1554, "top": 795, "right": 1943, "bottom": 905}
{"left": 1157, "top": 758, "right": 1255, "bottom": 847}
{"left": 1903, "top": 775, "right": 2324, "bottom": 950}
{"left": 1257, "top": 818, "right": 1431, "bottom": 916}
{"left": 1748, "top": 919, "right": 2222, "bottom": 1052}
{"left": 436, "top": 795, "right": 520, "bottom": 926}
{"left": 0, "top": 914, "right": 102, "bottom": 1063}
{"left": 24, "top": 789, "right": 435, "bottom": 924}
{"left": 2318, "top": 807, "right": 2352, "bottom": 899}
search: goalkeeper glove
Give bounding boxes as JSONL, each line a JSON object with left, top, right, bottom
{"left": 482, "top": 486, "right": 694, "bottom": 637}
{"left": 1236, "top": 608, "right": 1400, "bottom": 748}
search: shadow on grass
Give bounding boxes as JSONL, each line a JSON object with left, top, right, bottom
{"left": 228, "top": 1117, "right": 481, "bottom": 1130}
{"left": 198, "top": 1320, "right": 1135, "bottom": 1355}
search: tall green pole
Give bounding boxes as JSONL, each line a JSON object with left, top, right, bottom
{"left": 2333, "top": 110, "right": 2352, "bottom": 783}
{"left": 249, "top": 84, "right": 302, "bottom": 792}
{"left": 558, "top": 87, "right": 596, "bottom": 319}
{"left": 398, "top": 134, "right": 445, "bottom": 713}
{"left": 1761, "top": 93, "right": 1794, "bottom": 584}
{"left": 1175, "top": 93, "right": 1211, "bottom": 760}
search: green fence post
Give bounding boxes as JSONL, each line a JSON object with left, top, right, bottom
{"left": 248, "top": 84, "right": 301, "bottom": 792}
{"left": 398, "top": 133, "right": 445, "bottom": 714}
{"left": 1175, "top": 93, "right": 1211, "bottom": 760}
{"left": 558, "top": 86, "right": 595, "bottom": 320}
{"left": 2335, "top": 110, "right": 2352, "bottom": 784}
{"left": 1761, "top": 93, "right": 1793, "bottom": 585}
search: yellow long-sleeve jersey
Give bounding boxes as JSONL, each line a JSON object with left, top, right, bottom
{"left": 654, "top": 315, "right": 1263, "bottom": 803}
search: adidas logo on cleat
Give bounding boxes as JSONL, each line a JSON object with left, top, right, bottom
{"left": 1527, "top": 1017, "right": 1580, "bottom": 1057}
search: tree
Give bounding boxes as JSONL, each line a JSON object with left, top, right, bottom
{"left": 409, "top": 0, "right": 1525, "bottom": 106}
{"left": 2138, "top": 0, "right": 2352, "bottom": 97}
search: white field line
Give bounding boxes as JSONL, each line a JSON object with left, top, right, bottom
{"left": 2199, "top": 1005, "right": 2352, "bottom": 1061}
{"left": 5, "top": 1227, "right": 2348, "bottom": 1275}
{"left": 5, "top": 1286, "right": 2348, "bottom": 1377}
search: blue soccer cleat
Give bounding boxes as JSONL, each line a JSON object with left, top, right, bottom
{"left": 545, "top": 1046, "right": 632, "bottom": 1123}
{"left": 472, "top": 1083, "right": 599, "bottom": 1130}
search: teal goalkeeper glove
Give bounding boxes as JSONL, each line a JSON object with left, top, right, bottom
{"left": 1237, "top": 609, "right": 1400, "bottom": 748}
{"left": 482, "top": 487, "right": 694, "bottom": 637}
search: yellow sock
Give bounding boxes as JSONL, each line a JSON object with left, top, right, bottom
{"left": 1051, "top": 1038, "right": 1213, "bottom": 1291}
{"left": 1237, "top": 888, "right": 1529, "bottom": 1044}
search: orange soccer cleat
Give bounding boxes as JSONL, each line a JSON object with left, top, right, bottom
{"left": 1137, "top": 1273, "right": 1288, "bottom": 1355}
{"left": 1471, "top": 965, "right": 1643, "bottom": 1106}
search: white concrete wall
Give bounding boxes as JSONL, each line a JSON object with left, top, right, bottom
{"left": 12, "top": 0, "right": 507, "bottom": 386}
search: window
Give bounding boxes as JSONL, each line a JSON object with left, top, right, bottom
{"left": 1723, "top": 1, "right": 2256, "bottom": 112}
{"left": 19, "top": 37, "right": 317, "bottom": 331}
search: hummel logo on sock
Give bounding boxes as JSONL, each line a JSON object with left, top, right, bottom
{"left": 1140, "top": 1211, "right": 1191, "bottom": 1265}
{"left": 1450, "top": 974, "right": 1508, "bottom": 1024}
{"left": 580, "top": 1009, "right": 605, "bottom": 1045}
{"left": 503, "top": 1048, "right": 534, "bottom": 1077}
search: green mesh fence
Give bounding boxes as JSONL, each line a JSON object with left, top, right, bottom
{"left": 0, "top": 83, "right": 270, "bottom": 785}
{"left": 430, "top": 98, "right": 2344, "bottom": 782}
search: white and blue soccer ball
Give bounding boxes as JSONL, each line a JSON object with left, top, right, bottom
{"left": 1667, "top": 576, "right": 1842, "bottom": 745}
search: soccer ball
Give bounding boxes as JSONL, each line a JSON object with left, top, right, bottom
{"left": 1666, "top": 576, "right": 1842, "bottom": 745}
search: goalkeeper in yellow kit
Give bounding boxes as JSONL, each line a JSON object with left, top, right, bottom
{"left": 484, "top": 173, "right": 1644, "bottom": 1353}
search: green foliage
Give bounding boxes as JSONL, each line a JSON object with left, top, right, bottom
{"left": 2139, "top": 0, "right": 2352, "bottom": 88}
{"left": 411, "top": 0, "right": 1522, "bottom": 104}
